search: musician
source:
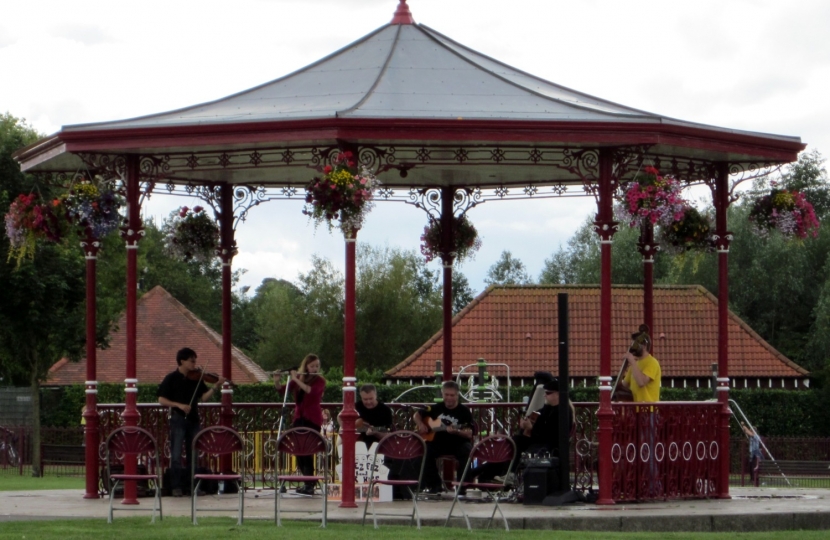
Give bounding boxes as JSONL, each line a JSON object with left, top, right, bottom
{"left": 157, "top": 347, "right": 225, "bottom": 498}
{"left": 354, "top": 384, "right": 394, "bottom": 448}
{"left": 619, "top": 331, "right": 661, "bottom": 402}
{"left": 485, "top": 378, "right": 573, "bottom": 485}
{"left": 274, "top": 353, "right": 325, "bottom": 496}
{"left": 414, "top": 381, "right": 473, "bottom": 494}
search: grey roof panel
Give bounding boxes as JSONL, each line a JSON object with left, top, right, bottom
{"left": 64, "top": 23, "right": 665, "bottom": 131}
{"left": 58, "top": 20, "right": 797, "bottom": 150}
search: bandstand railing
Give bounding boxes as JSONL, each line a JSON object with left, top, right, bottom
{"left": 94, "top": 401, "right": 724, "bottom": 501}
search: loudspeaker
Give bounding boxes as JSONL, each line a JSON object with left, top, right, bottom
{"left": 523, "top": 464, "right": 559, "bottom": 505}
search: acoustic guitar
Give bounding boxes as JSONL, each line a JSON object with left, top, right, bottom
{"left": 417, "top": 416, "right": 472, "bottom": 442}
{"left": 354, "top": 418, "right": 391, "bottom": 434}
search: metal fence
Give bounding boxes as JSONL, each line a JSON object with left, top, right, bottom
{"left": 5, "top": 403, "right": 830, "bottom": 495}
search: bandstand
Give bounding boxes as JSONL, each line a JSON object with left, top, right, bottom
{"left": 14, "top": 0, "right": 804, "bottom": 506}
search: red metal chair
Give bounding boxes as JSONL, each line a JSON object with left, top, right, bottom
{"left": 105, "top": 426, "right": 162, "bottom": 524}
{"left": 361, "top": 431, "right": 426, "bottom": 529}
{"left": 191, "top": 426, "right": 245, "bottom": 525}
{"left": 445, "top": 434, "right": 517, "bottom": 531}
{"left": 274, "top": 427, "right": 329, "bottom": 527}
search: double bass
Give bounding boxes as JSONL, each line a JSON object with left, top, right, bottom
{"left": 611, "top": 324, "right": 651, "bottom": 402}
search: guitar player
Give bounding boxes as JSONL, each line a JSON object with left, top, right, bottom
{"left": 413, "top": 381, "right": 474, "bottom": 494}
{"left": 354, "top": 383, "right": 394, "bottom": 448}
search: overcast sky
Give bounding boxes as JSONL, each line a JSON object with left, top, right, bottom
{"left": 3, "top": 0, "right": 828, "bottom": 295}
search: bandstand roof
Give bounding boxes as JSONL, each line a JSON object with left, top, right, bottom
{"left": 15, "top": 0, "right": 805, "bottom": 189}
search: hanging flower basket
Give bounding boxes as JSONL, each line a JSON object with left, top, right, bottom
{"left": 302, "top": 151, "right": 380, "bottom": 233}
{"left": 4, "top": 193, "right": 63, "bottom": 266}
{"left": 163, "top": 206, "right": 219, "bottom": 263}
{"left": 60, "top": 178, "right": 123, "bottom": 239}
{"left": 658, "top": 206, "right": 714, "bottom": 253}
{"left": 748, "top": 186, "right": 819, "bottom": 239}
{"left": 615, "top": 166, "right": 687, "bottom": 228}
{"left": 420, "top": 214, "right": 482, "bottom": 264}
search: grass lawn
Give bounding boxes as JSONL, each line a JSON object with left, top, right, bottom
{"left": 0, "top": 518, "right": 828, "bottom": 540}
{"left": 0, "top": 472, "right": 84, "bottom": 491}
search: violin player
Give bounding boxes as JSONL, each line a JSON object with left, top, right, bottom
{"left": 157, "top": 347, "right": 225, "bottom": 498}
{"left": 273, "top": 353, "right": 326, "bottom": 496}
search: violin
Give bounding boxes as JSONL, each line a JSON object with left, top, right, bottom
{"left": 186, "top": 367, "right": 236, "bottom": 388}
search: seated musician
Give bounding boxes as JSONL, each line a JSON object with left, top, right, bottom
{"left": 490, "top": 378, "right": 573, "bottom": 485}
{"left": 413, "top": 381, "right": 473, "bottom": 494}
{"left": 354, "top": 383, "right": 394, "bottom": 448}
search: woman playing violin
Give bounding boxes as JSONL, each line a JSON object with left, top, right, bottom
{"left": 157, "top": 347, "right": 225, "bottom": 497}
{"left": 273, "top": 353, "right": 325, "bottom": 496}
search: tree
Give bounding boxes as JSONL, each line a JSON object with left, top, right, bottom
{"left": 0, "top": 113, "right": 101, "bottom": 476}
{"left": 451, "top": 271, "right": 476, "bottom": 314}
{"left": 485, "top": 250, "right": 533, "bottom": 286}
{"left": 253, "top": 256, "right": 344, "bottom": 372}
{"left": 252, "top": 246, "right": 446, "bottom": 374}
{"left": 539, "top": 217, "right": 667, "bottom": 285}
{"left": 356, "top": 245, "right": 442, "bottom": 371}
{"left": 779, "top": 149, "right": 830, "bottom": 219}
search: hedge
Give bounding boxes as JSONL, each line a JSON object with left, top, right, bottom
{"left": 38, "top": 383, "right": 830, "bottom": 437}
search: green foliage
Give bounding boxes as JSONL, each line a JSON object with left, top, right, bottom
{"left": 451, "top": 271, "right": 476, "bottom": 314}
{"left": 778, "top": 149, "right": 830, "bottom": 218}
{"left": 251, "top": 246, "right": 445, "bottom": 373}
{"left": 356, "top": 245, "right": 442, "bottom": 371}
{"left": 539, "top": 217, "right": 671, "bottom": 285}
{"left": 252, "top": 257, "right": 344, "bottom": 372}
{"left": 485, "top": 250, "right": 533, "bottom": 285}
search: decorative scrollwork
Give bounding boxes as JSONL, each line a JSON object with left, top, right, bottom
{"left": 453, "top": 188, "right": 483, "bottom": 216}
{"left": 406, "top": 187, "right": 442, "bottom": 218}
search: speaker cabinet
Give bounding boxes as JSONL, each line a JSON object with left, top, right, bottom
{"left": 523, "top": 465, "right": 559, "bottom": 505}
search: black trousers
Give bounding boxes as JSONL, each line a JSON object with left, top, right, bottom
{"left": 422, "top": 437, "right": 472, "bottom": 490}
{"left": 292, "top": 418, "right": 321, "bottom": 488}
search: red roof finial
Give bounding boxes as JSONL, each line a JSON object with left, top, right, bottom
{"left": 391, "top": 0, "right": 414, "bottom": 25}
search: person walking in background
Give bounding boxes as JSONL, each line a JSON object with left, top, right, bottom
{"left": 742, "top": 423, "right": 764, "bottom": 487}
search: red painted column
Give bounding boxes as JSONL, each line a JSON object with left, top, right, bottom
{"left": 121, "top": 155, "right": 144, "bottom": 505}
{"left": 594, "top": 149, "right": 617, "bottom": 505}
{"left": 714, "top": 163, "right": 732, "bottom": 499}
{"left": 219, "top": 184, "right": 237, "bottom": 471}
{"left": 82, "top": 234, "right": 100, "bottom": 499}
{"left": 339, "top": 227, "right": 358, "bottom": 508}
{"left": 638, "top": 223, "right": 656, "bottom": 343}
{"left": 440, "top": 186, "right": 454, "bottom": 381}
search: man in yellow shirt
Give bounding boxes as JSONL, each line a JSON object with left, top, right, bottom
{"left": 619, "top": 331, "right": 662, "bottom": 497}
{"left": 620, "top": 343, "right": 661, "bottom": 402}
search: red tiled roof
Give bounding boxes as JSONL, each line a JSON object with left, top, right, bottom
{"left": 387, "top": 285, "right": 808, "bottom": 380}
{"left": 47, "top": 286, "right": 268, "bottom": 385}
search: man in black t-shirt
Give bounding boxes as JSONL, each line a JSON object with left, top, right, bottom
{"left": 413, "top": 381, "right": 473, "bottom": 493}
{"left": 354, "top": 383, "right": 394, "bottom": 449}
{"left": 157, "top": 347, "right": 224, "bottom": 497}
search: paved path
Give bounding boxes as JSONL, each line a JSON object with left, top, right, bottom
{"left": 1, "top": 487, "right": 829, "bottom": 531}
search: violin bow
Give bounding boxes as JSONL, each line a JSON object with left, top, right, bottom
{"left": 187, "top": 356, "right": 213, "bottom": 410}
